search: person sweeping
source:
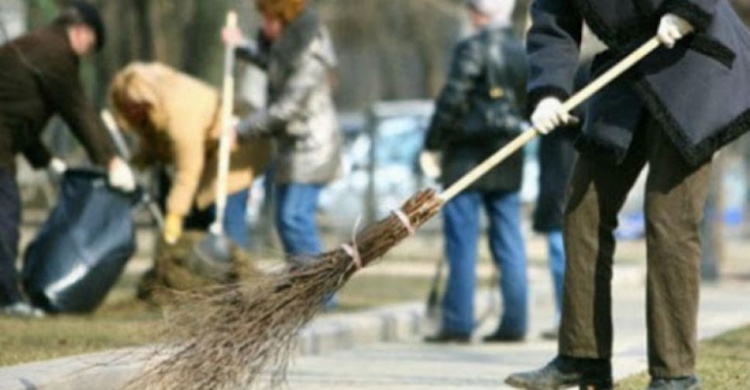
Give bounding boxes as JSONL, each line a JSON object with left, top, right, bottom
{"left": 505, "top": 0, "right": 750, "bottom": 389}
{"left": 129, "top": 0, "right": 750, "bottom": 389}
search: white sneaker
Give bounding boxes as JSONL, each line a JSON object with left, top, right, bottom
{"left": 1, "top": 302, "right": 45, "bottom": 318}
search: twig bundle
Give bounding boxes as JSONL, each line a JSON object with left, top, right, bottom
{"left": 129, "top": 189, "right": 442, "bottom": 390}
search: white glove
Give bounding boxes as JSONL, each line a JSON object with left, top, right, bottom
{"left": 658, "top": 14, "right": 694, "bottom": 49}
{"left": 47, "top": 157, "right": 67, "bottom": 177}
{"left": 419, "top": 151, "right": 442, "bottom": 179}
{"left": 531, "top": 97, "right": 578, "bottom": 135}
{"left": 222, "top": 25, "right": 245, "bottom": 46}
{"left": 108, "top": 157, "right": 136, "bottom": 193}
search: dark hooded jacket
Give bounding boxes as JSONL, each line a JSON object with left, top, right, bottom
{"left": 0, "top": 24, "right": 115, "bottom": 170}
{"left": 527, "top": 0, "right": 750, "bottom": 167}
{"left": 425, "top": 27, "right": 528, "bottom": 192}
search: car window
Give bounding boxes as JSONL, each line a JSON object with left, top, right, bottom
{"left": 374, "top": 116, "right": 428, "bottom": 167}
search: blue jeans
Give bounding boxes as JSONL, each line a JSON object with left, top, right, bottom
{"left": 275, "top": 183, "right": 323, "bottom": 260}
{"left": 441, "top": 190, "right": 528, "bottom": 336}
{"left": 204, "top": 190, "right": 251, "bottom": 249}
{"left": 547, "top": 229, "right": 565, "bottom": 323}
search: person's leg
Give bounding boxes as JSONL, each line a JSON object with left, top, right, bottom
{"left": 275, "top": 183, "right": 323, "bottom": 261}
{"left": 440, "top": 191, "right": 481, "bottom": 335}
{"left": 547, "top": 229, "right": 565, "bottom": 322}
{"left": 560, "top": 145, "right": 646, "bottom": 360}
{"left": 643, "top": 120, "right": 711, "bottom": 379}
{"left": 0, "top": 168, "right": 22, "bottom": 306}
{"left": 484, "top": 191, "right": 528, "bottom": 338}
{"left": 222, "top": 189, "right": 251, "bottom": 249}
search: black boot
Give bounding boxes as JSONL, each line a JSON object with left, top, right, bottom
{"left": 505, "top": 356, "right": 613, "bottom": 390}
{"left": 646, "top": 375, "right": 700, "bottom": 390}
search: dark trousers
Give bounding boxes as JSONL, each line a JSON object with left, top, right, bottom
{"left": 560, "top": 118, "right": 711, "bottom": 378}
{"left": 0, "top": 168, "right": 22, "bottom": 305}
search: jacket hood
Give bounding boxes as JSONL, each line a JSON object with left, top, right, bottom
{"left": 273, "top": 7, "right": 334, "bottom": 67}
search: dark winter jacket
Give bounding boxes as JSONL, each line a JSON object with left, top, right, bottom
{"left": 527, "top": 0, "right": 750, "bottom": 167}
{"left": 0, "top": 24, "right": 115, "bottom": 170}
{"left": 236, "top": 7, "right": 342, "bottom": 185}
{"left": 533, "top": 61, "right": 591, "bottom": 232}
{"left": 425, "top": 26, "right": 528, "bottom": 193}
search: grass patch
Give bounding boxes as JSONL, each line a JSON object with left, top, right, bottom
{"left": 337, "top": 273, "right": 494, "bottom": 311}
{"left": 0, "top": 270, "right": 469, "bottom": 366}
{"left": 617, "top": 325, "right": 750, "bottom": 389}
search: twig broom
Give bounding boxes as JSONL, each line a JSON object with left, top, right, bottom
{"left": 129, "top": 37, "right": 663, "bottom": 390}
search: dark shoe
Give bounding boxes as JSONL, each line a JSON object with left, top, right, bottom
{"left": 423, "top": 329, "right": 471, "bottom": 344}
{"left": 646, "top": 375, "right": 700, "bottom": 390}
{"left": 505, "top": 356, "right": 613, "bottom": 390}
{"left": 482, "top": 330, "right": 525, "bottom": 343}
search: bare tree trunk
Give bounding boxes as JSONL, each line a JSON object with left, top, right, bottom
{"left": 133, "top": 0, "right": 154, "bottom": 60}
{"left": 181, "top": 0, "right": 229, "bottom": 84}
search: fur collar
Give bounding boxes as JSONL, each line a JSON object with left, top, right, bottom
{"left": 272, "top": 7, "right": 321, "bottom": 65}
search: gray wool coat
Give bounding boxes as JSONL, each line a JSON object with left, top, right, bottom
{"left": 236, "top": 8, "right": 342, "bottom": 185}
{"left": 527, "top": 0, "right": 750, "bottom": 166}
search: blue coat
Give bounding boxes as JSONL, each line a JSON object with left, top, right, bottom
{"left": 527, "top": 0, "right": 750, "bottom": 166}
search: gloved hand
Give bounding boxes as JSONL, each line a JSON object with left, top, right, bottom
{"left": 658, "top": 14, "right": 694, "bottom": 49}
{"left": 163, "top": 213, "right": 184, "bottom": 245}
{"left": 531, "top": 97, "right": 578, "bottom": 135}
{"left": 235, "top": 111, "right": 270, "bottom": 139}
{"left": 47, "top": 157, "right": 67, "bottom": 180}
{"left": 108, "top": 157, "right": 136, "bottom": 193}
{"left": 419, "top": 151, "right": 442, "bottom": 179}
{"left": 222, "top": 25, "right": 245, "bottom": 46}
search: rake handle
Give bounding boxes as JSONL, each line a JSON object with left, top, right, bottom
{"left": 438, "top": 36, "right": 662, "bottom": 203}
{"left": 211, "top": 11, "right": 239, "bottom": 235}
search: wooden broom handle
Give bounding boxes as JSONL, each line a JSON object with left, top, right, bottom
{"left": 438, "top": 36, "right": 662, "bottom": 203}
{"left": 211, "top": 11, "right": 239, "bottom": 234}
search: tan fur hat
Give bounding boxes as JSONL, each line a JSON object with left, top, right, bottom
{"left": 255, "top": 0, "right": 306, "bottom": 23}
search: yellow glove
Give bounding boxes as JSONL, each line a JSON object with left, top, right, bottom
{"left": 163, "top": 213, "right": 184, "bottom": 245}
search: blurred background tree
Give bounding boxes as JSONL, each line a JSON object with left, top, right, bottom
{"left": 19, "top": 0, "right": 534, "bottom": 111}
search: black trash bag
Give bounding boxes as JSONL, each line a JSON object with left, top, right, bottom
{"left": 22, "top": 169, "right": 138, "bottom": 313}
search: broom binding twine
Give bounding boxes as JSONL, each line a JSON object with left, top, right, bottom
{"left": 392, "top": 209, "right": 416, "bottom": 235}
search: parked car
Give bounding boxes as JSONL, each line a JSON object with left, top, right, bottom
{"left": 319, "top": 101, "right": 436, "bottom": 229}
{"left": 319, "top": 100, "right": 540, "bottom": 230}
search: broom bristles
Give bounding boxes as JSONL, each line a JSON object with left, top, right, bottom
{"left": 128, "top": 189, "right": 442, "bottom": 390}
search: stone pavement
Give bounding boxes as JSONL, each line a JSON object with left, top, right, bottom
{"left": 1, "top": 268, "right": 748, "bottom": 389}
{"left": 278, "top": 281, "right": 750, "bottom": 390}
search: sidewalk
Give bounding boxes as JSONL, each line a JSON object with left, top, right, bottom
{"left": 278, "top": 281, "right": 750, "bottom": 389}
{"left": 0, "top": 268, "right": 748, "bottom": 389}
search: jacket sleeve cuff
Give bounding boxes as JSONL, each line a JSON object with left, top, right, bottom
{"left": 663, "top": 0, "right": 713, "bottom": 32}
{"left": 237, "top": 111, "right": 280, "bottom": 140}
{"left": 526, "top": 86, "right": 570, "bottom": 118}
{"left": 22, "top": 142, "right": 52, "bottom": 169}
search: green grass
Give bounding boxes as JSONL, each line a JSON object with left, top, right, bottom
{"left": 0, "top": 270, "right": 472, "bottom": 367}
{"left": 0, "top": 272, "right": 162, "bottom": 366}
{"left": 617, "top": 325, "right": 750, "bottom": 389}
